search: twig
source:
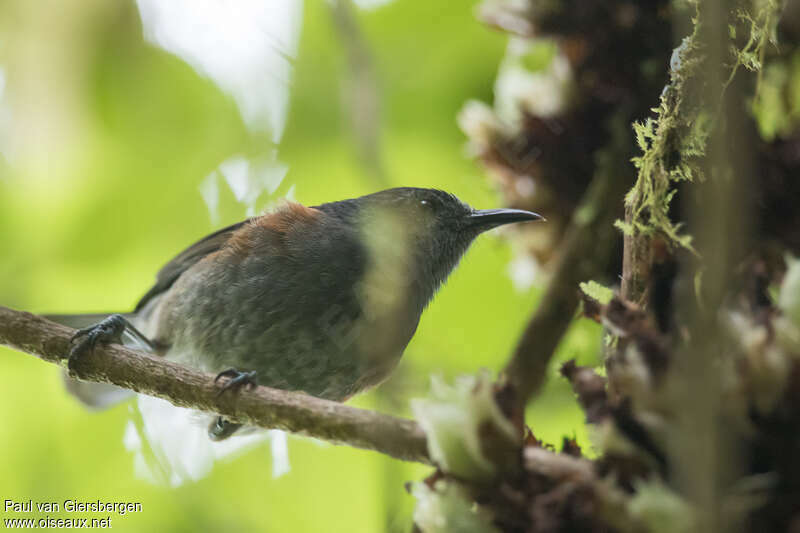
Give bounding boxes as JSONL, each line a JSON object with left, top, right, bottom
{"left": 0, "top": 305, "right": 430, "bottom": 464}
{"left": 329, "top": 0, "right": 386, "bottom": 183}
{"left": 620, "top": 195, "right": 651, "bottom": 306}
{"left": 504, "top": 116, "right": 631, "bottom": 407}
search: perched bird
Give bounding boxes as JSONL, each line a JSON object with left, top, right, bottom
{"left": 57, "top": 187, "right": 542, "bottom": 440}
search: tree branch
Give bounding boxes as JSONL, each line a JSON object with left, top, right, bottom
{"left": 503, "top": 116, "right": 631, "bottom": 407}
{"left": 620, "top": 195, "right": 651, "bottom": 306}
{"left": 0, "top": 305, "right": 431, "bottom": 464}
{"left": 329, "top": 0, "right": 386, "bottom": 184}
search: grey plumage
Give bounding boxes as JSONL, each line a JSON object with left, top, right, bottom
{"left": 55, "top": 187, "right": 542, "bottom": 439}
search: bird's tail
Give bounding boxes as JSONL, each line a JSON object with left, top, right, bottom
{"left": 45, "top": 314, "right": 289, "bottom": 484}
{"left": 45, "top": 312, "right": 137, "bottom": 410}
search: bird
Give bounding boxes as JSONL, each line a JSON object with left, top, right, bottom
{"left": 55, "top": 187, "right": 542, "bottom": 441}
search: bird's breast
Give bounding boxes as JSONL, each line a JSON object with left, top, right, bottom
{"left": 148, "top": 213, "right": 424, "bottom": 401}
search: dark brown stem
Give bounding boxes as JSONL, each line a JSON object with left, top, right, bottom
{"left": 612, "top": 191, "right": 653, "bottom": 400}
{"left": 620, "top": 195, "right": 651, "bottom": 306}
{"left": 0, "top": 305, "right": 430, "bottom": 464}
{"left": 504, "top": 116, "right": 631, "bottom": 407}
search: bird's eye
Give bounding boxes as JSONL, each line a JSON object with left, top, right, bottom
{"left": 420, "top": 200, "right": 429, "bottom": 206}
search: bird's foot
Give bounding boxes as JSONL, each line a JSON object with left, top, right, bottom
{"left": 68, "top": 314, "right": 127, "bottom": 373}
{"left": 214, "top": 368, "right": 258, "bottom": 396}
{"left": 208, "top": 417, "right": 243, "bottom": 441}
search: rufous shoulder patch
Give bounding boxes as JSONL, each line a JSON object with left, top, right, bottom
{"left": 226, "top": 202, "right": 322, "bottom": 257}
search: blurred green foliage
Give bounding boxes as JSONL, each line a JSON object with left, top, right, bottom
{"left": 0, "top": 1, "right": 602, "bottom": 531}
{"left": 753, "top": 50, "right": 800, "bottom": 140}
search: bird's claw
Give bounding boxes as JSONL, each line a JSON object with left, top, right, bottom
{"left": 68, "top": 314, "right": 127, "bottom": 372}
{"left": 214, "top": 368, "right": 258, "bottom": 396}
{"left": 208, "top": 416, "right": 242, "bottom": 441}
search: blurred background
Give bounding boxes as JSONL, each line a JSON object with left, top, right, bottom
{"left": 0, "top": 1, "right": 601, "bottom": 531}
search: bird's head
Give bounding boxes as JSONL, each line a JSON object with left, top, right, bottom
{"left": 343, "top": 187, "right": 543, "bottom": 308}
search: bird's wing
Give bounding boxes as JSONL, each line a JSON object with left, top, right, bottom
{"left": 134, "top": 219, "right": 251, "bottom": 312}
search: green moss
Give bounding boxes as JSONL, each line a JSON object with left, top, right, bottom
{"left": 752, "top": 50, "right": 800, "bottom": 140}
{"left": 623, "top": 0, "right": 781, "bottom": 251}
{"left": 580, "top": 281, "right": 614, "bottom": 305}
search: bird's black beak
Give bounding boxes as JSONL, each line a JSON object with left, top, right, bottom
{"left": 467, "top": 208, "right": 544, "bottom": 231}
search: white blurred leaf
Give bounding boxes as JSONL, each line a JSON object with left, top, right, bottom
{"left": 136, "top": 0, "right": 303, "bottom": 140}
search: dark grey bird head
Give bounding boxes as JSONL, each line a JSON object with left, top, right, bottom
{"left": 357, "top": 186, "right": 542, "bottom": 237}
{"left": 321, "top": 187, "right": 543, "bottom": 310}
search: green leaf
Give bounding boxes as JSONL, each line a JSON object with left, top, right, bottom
{"left": 579, "top": 281, "right": 614, "bottom": 305}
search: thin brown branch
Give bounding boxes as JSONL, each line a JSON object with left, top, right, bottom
{"left": 0, "top": 305, "right": 430, "bottom": 464}
{"left": 620, "top": 196, "right": 651, "bottom": 306}
{"left": 330, "top": 0, "right": 386, "bottom": 183}
{"left": 503, "top": 116, "right": 631, "bottom": 407}
{"left": 612, "top": 196, "right": 653, "bottom": 401}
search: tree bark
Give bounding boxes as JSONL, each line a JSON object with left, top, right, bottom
{"left": 0, "top": 305, "right": 431, "bottom": 464}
